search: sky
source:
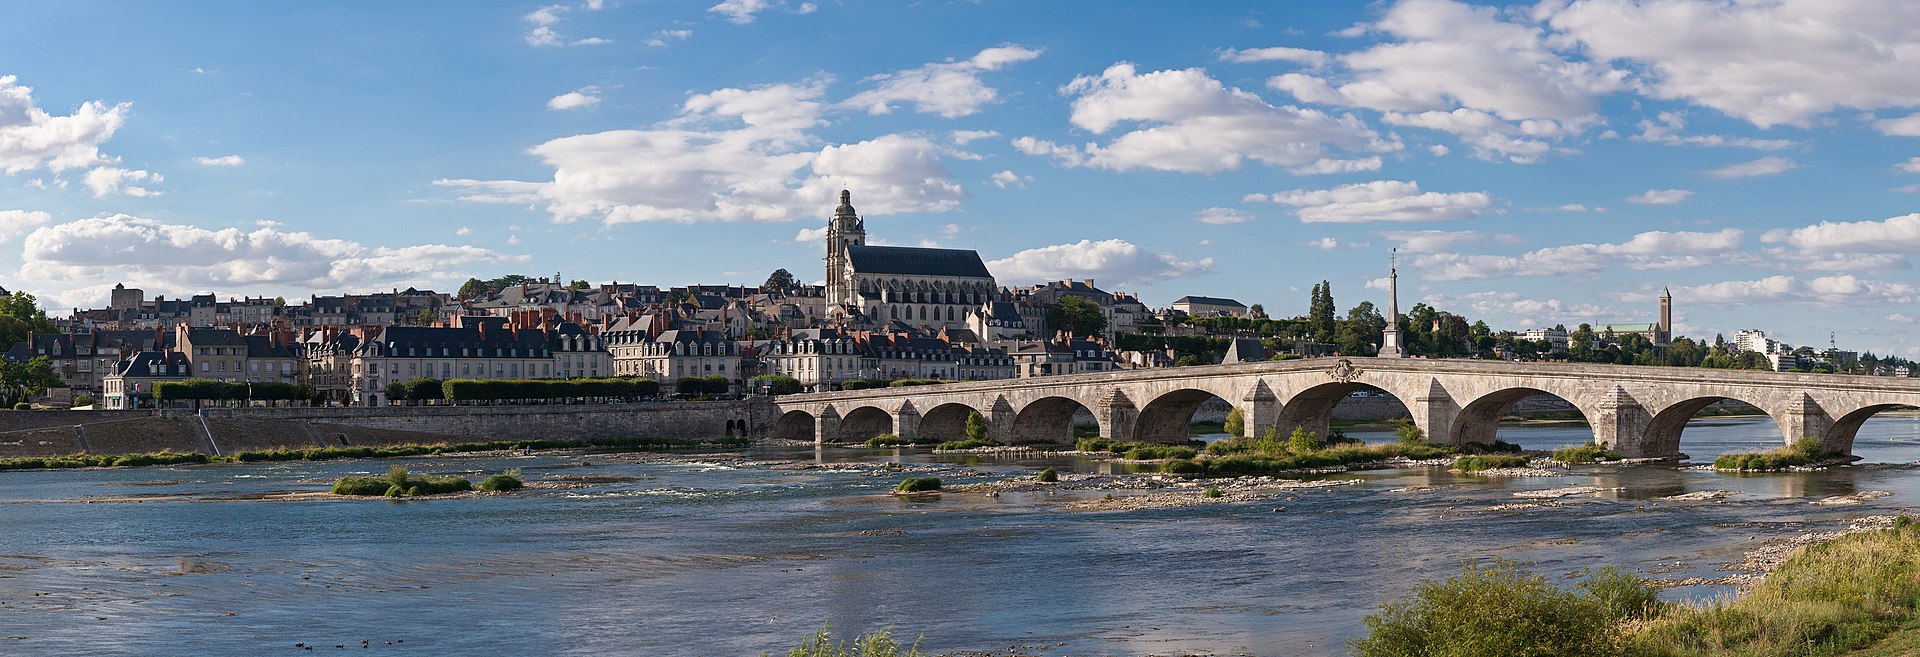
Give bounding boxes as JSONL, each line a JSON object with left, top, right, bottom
{"left": 2, "top": 1, "right": 1919, "bottom": 355}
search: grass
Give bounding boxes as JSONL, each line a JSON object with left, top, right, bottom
{"left": 1351, "top": 560, "right": 1657, "bottom": 657}
{"left": 0, "top": 436, "right": 752, "bottom": 472}
{"left": 1182, "top": 441, "right": 1456, "bottom": 476}
{"left": 1035, "top": 467, "right": 1058, "bottom": 483}
{"left": 862, "top": 434, "right": 910, "bottom": 448}
{"left": 934, "top": 438, "right": 994, "bottom": 451}
{"left": 1714, "top": 437, "right": 1831, "bottom": 472}
{"left": 1634, "top": 519, "right": 1920, "bottom": 656}
{"left": 1187, "top": 421, "right": 1226, "bottom": 435}
{"left": 1202, "top": 486, "right": 1223, "bottom": 498}
{"left": 1554, "top": 442, "right": 1624, "bottom": 463}
{"left": 480, "top": 468, "right": 524, "bottom": 492}
{"left": 1453, "top": 454, "right": 1531, "bottom": 472}
{"left": 770, "top": 623, "right": 925, "bottom": 657}
{"left": 330, "top": 466, "right": 474, "bottom": 497}
{"left": 1121, "top": 445, "right": 1199, "bottom": 460}
{"left": 894, "top": 477, "right": 942, "bottom": 493}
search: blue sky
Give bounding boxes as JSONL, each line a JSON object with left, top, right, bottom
{"left": 3, "top": 1, "right": 1920, "bottom": 355}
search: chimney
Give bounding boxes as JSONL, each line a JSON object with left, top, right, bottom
{"left": 1085, "top": 278, "right": 1095, "bottom": 289}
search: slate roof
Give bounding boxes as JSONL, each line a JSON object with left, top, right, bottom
{"left": 1173, "top": 295, "right": 1246, "bottom": 308}
{"left": 846, "top": 245, "right": 992, "bottom": 279}
{"left": 1221, "top": 338, "right": 1268, "bottom": 364}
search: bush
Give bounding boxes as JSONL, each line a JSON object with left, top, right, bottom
{"left": 1553, "top": 442, "right": 1623, "bottom": 464}
{"left": 777, "top": 622, "right": 926, "bottom": 657}
{"left": 1122, "top": 445, "right": 1198, "bottom": 460}
{"left": 1222, "top": 407, "right": 1245, "bottom": 436}
{"left": 1714, "top": 436, "right": 1831, "bottom": 471}
{"left": 1576, "top": 566, "right": 1664, "bottom": 622}
{"left": 863, "top": 434, "right": 910, "bottom": 448}
{"left": 1285, "top": 427, "right": 1320, "bottom": 455}
{"left": 1391, "top": 418, "right": 1425, "bottom": 445}
{"left": 749, "top": 375, "right": 803, "bottom": 395}
{"left": 1350, "top": 560, "right": 1626, "bottom": 657}
{"left": 480, "top": 471, "right": 524, "bottom": 492}
{"left": 1202, "top": 486, "right": 1223, "bottom": 498}
{"left": 1454, "top": 455, "right": 1530, "bottom": 472}
{"left": 1035, "top": 467, "right": 1058, "bottom": 483}
{"left": 895, "top": 477, "right": 942, "bottom": 493}
{"left": 935, "top": 439, "right": 993, "bottom": 451}
{"left": 331, "top": 476, "right": 392, "bottom": 496}
{"left": 338, "top": 466, "right": 474, "bottom": 496}
{"left": 1159, "top": 457, "right": 1202, "bottom": 474}
{"left": 963, "top": 411, "right": 988, "bottom": 443}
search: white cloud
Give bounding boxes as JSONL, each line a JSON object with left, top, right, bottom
{"left": 841, "top": 45, "right": 1042, "bottom": 118}
{"left": 646, "top": 29, "right": 693, "bottom": 47}
{"left": 709, "top": 0, "right": 812, "bottom": 24}
{"left": 548, "top": 87, "right": 601, "bottom": 110}
{"left": 1626, "top": 188, "right": 1694, "bottom": 205}
{"left": 1195, "top": 207, "right": 1250, "bottom": 225}
{"left": 1033, "top": 63, "right": 1393, "bottom": 174}
{"left": 0, "top": 75, "right": 131, "bottom": 174}
{"left": 1218, "top": 46, "right": 1331, "bottom": 67}
{"left": 1888, "top": 313, "right": 1918, "bottom": 324}
{"left": 949, "top": 129, "right": 999, "bottom": 145}
{"left": 1269, "top": 0, "right": 1629, "bottom": 161}
{"left": 793, "top": 226, "right": 827, "bottom": 243}
{"left": 1879, "top": 113, "right": 1920, "bottom": 137}
{"left": 1303, "top": 236, "right": 1370, "bottom": 250}
{"left": 1246, "top": 179, "right": 1493, "bottom": 223}
{"left": 987, "top": 239, "right": 1212, "bottom": 287}
{"left": 193, "top": 154, "right": 245, "bottom": 167}
{"left": 1374, "top": 229, "right": 1516, "bottom": 253}
{"left": 988, "top": 169, "right": 1031, "bottom": 189}
{"left": 0, "top": 209, "right": 51, "bottom": 242}
{"left": 83, "top": 166, "right": 162, "bottom": 197}
{"left": 1555, "top": 204, "right": 1590, "bottom": 212}
{"left": 1414, "top": 228, "right": 1744, "bottom": 281}
{"left": 18, "top": 215, "right": 522, "bottom": 297}
{"left": 1546, "top": 0, "right": 1920, "bottom": 129}
{"left": 1898, "top": 184, "right": 1920, "bottom": 194}
{"left": 456, "top": 226, "right": 472, "bottom": 237}
{"left": 1705, "top": 156, "right": 1797, "bottom": 179}
{"left": 1899, "top": 157, "right": 1920, "bottom": 174}
{"left": 1761, "top": 213, "right": 1920, "bottom": 255}
{"left": 1289, "top": 156, "right": 1382, "bottom": 175}
{"left": 1633, "top": 111, "right": 1795, "bottom": 150}
{"left": 1424, "top": 290, "right": 1613, "bottom": 326}
{"left": 523, "top": 5, "right": 608, "bottom": 46}
{"left": 1678, "top": 275, "right": 1920, "bottom": 308}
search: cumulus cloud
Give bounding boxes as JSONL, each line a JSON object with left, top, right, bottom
{"left": 1705, "top": 156, "right": 1797, "bottom": 179}
{"left": 1246, "top": 179, "right": 1494, "bottom": 223}
{"left": 18, "top": 215, "right": 523, "bottom": 297}
{"left": 438, "top": 80, "right": 967, "bottom": 224}
{"left": 988, "top": 169, "right": 1030, "bottom": 189}
{"left": 0, "top": 75, "right": 131, "bottom": 175}
{"left": 1414, "top": 228, "right": 1744, "bottom": 280}
{"left": 1302, "top": 236, "right": 1369, "bottom": 250}
{"left": 548, "top": 87, "right": 601, "bottom": 110}
{"left": 1761, "top": 213, "right": 1920, "bottom": 255}
{"left": 1626, "top": 188, "right": 1694, "bottom": 205}
{"left": 1374, "top": 229, "right": 1516, "bottom": 253}
{"left": 1545, "top": 0, "right": 1920, "bottom": 129}
{"left": 1269, "top": 0, "right": 1628, "bottom": 161}
{"left": 193, "top": 154, "right": 245, "bottom": 167}
{"left": 987, "top": 239, "right": 1212, "bottom": 287}
{"left": 1899, "top": 157, "right": 1920, "bottom": 174}
{"left": 1194, "top": 207, "right": 1250, "bottom": 225}
{"left": 523, "top": 4, "right": 609, "bottom": 46}
{"left": 83, "top": 167, "right": 162, "bottom": 197}
{"left": 1678, "top": 275, "right": 1920, "bottom": 308}
{"left": 1424, "top": 290, "right": 1613, "bottom": 326}
{"left": 645, "top": 29, "right": 693, "bottom": 47}
{"left": 1878, "top": 113, "right": 1920, "bottom": 137}
{"left": 1027, "top": 63, "right": 1393, "bottom": 174}
{"left": 0, "top": 209, "right": 51, "bottom": 242}
{"left": 1218, "top": 46, "right": 1331, "bottom": 67}
{"left": 1633, "top": 111, "right": 1795, "bottom": 150}
{"left": 949, "top": 129, "right": 999, "bottom": 145}
{"left": 709, "top": 0, "right": 815, "bottom": 25}
{"left": 841, "top": 45, "right": 1041, "bottom": 118}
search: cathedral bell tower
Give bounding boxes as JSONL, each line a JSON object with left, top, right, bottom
{"left": 824, "top": 189, "right": 866, "bottom": 308}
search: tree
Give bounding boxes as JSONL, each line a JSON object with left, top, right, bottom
{"left": 413, "top": 309, "right": 436, "bottom": 326}
{"left": 1174, "top": 354, "right": 1203, "bottom": 367}
{"left": 1046, "top": 296, "right": 1107, "bottom": 337}
{"left": 763, "top": 268, "right": 798, "bottom": 291}
{"left": 1308, "top": 282, "right": 1336, "bottom": 342}
{"left": 273, "top": 296, "right": 287, "bottom": 308}
{"left": 0, "top": 292, "right": 55, "bottom": 337}
{"left": 1248, "top": 303, "right": 1266, "bottom": 319}
{"left": 964, "top": 411, "right": 988, "bottom": 442}
{"left": 569, "top": 280, "right": 591, "bottom": 289}
{"left": 1338, "top": 301, "right": 1385, "bottom": 356}
{"left": 1223, "top": 407, "right": 1245, "bottom": 436}
{"left": 0, "top": 356, "right": 60, "bottom": 404}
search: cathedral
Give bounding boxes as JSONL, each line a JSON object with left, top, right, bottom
{"left": 822, "top": 190, "right": 996, "bottom": 331}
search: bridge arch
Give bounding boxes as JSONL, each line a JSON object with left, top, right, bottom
{"left": 1010, "top": 396, "right": 1101, "bottom": 444}
{"left": 1134, "top": 387, "right": 1238, "bottom": 444}
{"left": 771, "top": 410, "right": 815, "bottom": 442}
{"left": 1449, "top": 387, "right": 1597, "bottom": 447}
{"left": 1274, "top": 380, "right": 1421, "bottom": 443}
{"left": 1821, "top": 403, "right": 1909, "bottom": 456}
{"left": 838, "top": 406, "right": 895, "bottom": 443}
{"left": 916, "top": 402, "right": 983, "bottom": 443}
{"left": 1641, "top": 396, "right": 1783, "bottom": 458}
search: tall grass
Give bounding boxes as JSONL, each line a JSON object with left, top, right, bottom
{"left": 330, "top": 465, "right": 473, "bottom": 497}
{"left": 862, "top": 434, "right": 910, "bottom": 448}
{"left": 894, "top": 477, "right": 941, "bottom": 493}
{"left": 1351, "top": 560, "right": 1652, "bottom": 657}
{"left": 933, "top": 439, "right": 994, "bottom": 451}
{"left": 771, "top": 623, "right": 925, "bottom": 657}
{"left": 1714, "top": 437, "right": 1830, "bottom": 471}
{"left": 1453, "top": 454, "right": 1530, "bottom": 472}
{"left": 1553, "top": 442, "right": 1623, "bottom": 464}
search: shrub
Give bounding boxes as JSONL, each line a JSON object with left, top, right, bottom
{"left": 331, "top": 476, "right": 391, "bottom": 496}
{"left": 480, "top": 472, "right": 524, "bottom": 492}
{"left": 1714, "top": 436, "right": 1832, "bottom": 471}
{"left": 1553, "top": 442, "right": 1623, "bottom": 464}
{"left": 1391, "top": 418, "right": 1425, "bottom": 445}
{"left": 1122, "top": 445, "right": 1198, "bottom": 460}
{"left": 935, "top": 439, "right": 993, "bottom": 451}
{"left": 895, "top": 477, "right": 942, "bottom": 493}
{"left": 1576, "top": 566, "right": 1664, "bottom": 622}
{"left": 1454, "top": 455, "right": 1530, "bottom": 472}
{"left": 963, "top": 411, "right": 988, "bottom": 443}
{"left": 1035, "top": 467, "right": 1058, "bottom": 483}
{"left": 777, "top": 622, "right": 926, "bottom": 657}
{"left": 1286, "top": 427, "right": 1320, "bottom": 455}
{"left": 1202, "top": 486, "right": 1223, "bottom": 498}
{"left": 1222, "top": 407, "right": 1245, "bottom": 436}
{"left": 863, "top": 434, "right": 910, "bottom": 448}
{"left": 749, "top": 375, "right": 803, "bottom": 395}
{"left": 1349, "top": 560, "right": 1624, "bottom": 657}
{"left": 1159, "top": 458, "right": 1202, "bottom": 474}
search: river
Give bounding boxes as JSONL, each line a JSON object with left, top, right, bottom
{"left": 3, "top": 414, "right": 1919, "bottom": 656}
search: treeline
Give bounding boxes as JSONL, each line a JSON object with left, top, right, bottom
{"left": 154, "top": 379, "right": 315, "bottom": 401}
{"left": 384, "top": 376, "right": 664, "bottom": 402}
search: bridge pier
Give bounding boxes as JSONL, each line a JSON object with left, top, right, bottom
{"left": 814, "top": 405, "right": 840, "bottom": 446}
{"left": 1100, "top": 388, "right": 1137, "bottom": 442}
{"left": 1409, "top": 378, "right": 1459, "bottom": 445}
{"left": 895, "top": 401, "right": 921, "bottom": 443}
{"left": 1592, "top": 387, "right": 1661, "bottom": 458}
{"left": 1243, "top": 382, "right": 1278, "bottom": 439}
{"left": 987, "top": 396, "right": 1018, "bottom": 444}
{"left": 1778, "top": 393, "right": 1834, "bottom": 449}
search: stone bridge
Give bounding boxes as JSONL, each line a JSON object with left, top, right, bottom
{"left": 765, "top": 358, "right": 1920, "bottom": 458}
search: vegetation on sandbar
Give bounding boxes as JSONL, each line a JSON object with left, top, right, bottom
{"left": 0, "top": 435, "right": 752, "bottom": 472}
{"left": 894, "top": 477, "right": 942, "bottom": 493}
{"left": 1553, "top": 442, "right": 1624, "bottom": 464}
{"left": 1714, "top": 437, "right": 1835, "bottom": 471}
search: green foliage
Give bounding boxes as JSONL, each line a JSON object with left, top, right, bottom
{"left": 1553, "top": 443, "right": 1623, "bottom": 464}
{"left": 153, "top": 378, "right": 306, "bottom": 402}
{"left": 935, "top": 438, "right": 993, "bottom": 451}
{"left": 963, "top": 411, "right": 988, "bottom": 442}
{"left": 1576, "top": 566, "right": 1664, "bottom": 623}
{"left": 885, "top": 379, "right": 953, "bottom": 388}
{"left": 1035, "top": 467, "right": 1058, "bottom": 483}
{"left": 442, "top": 377, "right": 660, "bottom": 401}
{"left": 331, "top": 476, "right": 391, "bottom": 496}
{"left": 1159, "top": 457, "right": 1203, "bottom": 474}
{"left": 1286, "top": 426, "right": 1320, "bottom": 455}
{"left": 1350, "top": 560, "right": 1628, "bottom": 657}
{"left": 676, "top": 375, "right": 731, "bottom": 395}
{"left": 750, "top": 375, "right": 803, "bottom": 395}
{"left": 1121, "top": 445, "right": 1198, "bottom": 460}
{"left": 1045, "top": 296, "right": 1108, "bottom": 338}
{"left": 1202, "top": 486, "right": 1223, "bottom": 498}
{"left": 894, "top": 477, "right": 942, "bottom": 493}
{"left": 457, "top": 274, "right": 536, "bottom": 298}
{"left": 774, "top": 622, "right": 926, "bottom": 657}
{"left": 862, "top": 434, "right": 910, "bottom": 447}
{"left": 109, "top": 451, "right": 210, "bottom": 467}
{"left": 479, "top": 469, "right": 524, "bottom": 492}
{"left": 1222, "top": 407, "right": 1245, "bottom": 436}
{"left": 11, "top": 402, "right": 28, "bottom": 410}
{"left": 1714, "top": 437, "right": 1830, "bottom": 471}
{"left": 1391, "top": 418, "right": 1425, "bottom": 445}
{"left": 1173, "top": 354, "right": 1204, "bottom": 367}
{"left": 1453, "top": 454, "right": 1530, "bottom": 472}
{"left": 346, "top": 467, "right": 473, "bottom": 497}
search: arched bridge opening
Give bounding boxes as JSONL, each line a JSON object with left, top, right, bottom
{"left": 1275, "top": 382, "right": 1410, "bottom": 444}
{"left": 1823, "top": 403, "right": 1916, "bottom": 458}
{"left": 1134, "top": 389, "right": 1234, "bottom": 444}
{"left": 916, "top": 403, "right": 981, "bottom": 443}
{"left": 771, "top": 410, "right": 815, "bottom": 442}
{"left": 1451, "top": 388, "right": 1590, "bottom": 449}
{"left": 1011, "top": 396, "right": 1099, "bottom": 445}
{"left": 1642, "top": 396, "right": 1783, "bottom": 460}
{"left": 839, "top": 406, "right": 894, "bottom": 443}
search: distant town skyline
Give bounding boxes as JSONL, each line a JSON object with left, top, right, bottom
{"left": 3, "top": 1, "right": 1919, "bottom": 355}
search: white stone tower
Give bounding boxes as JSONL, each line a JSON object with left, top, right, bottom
{"left": 1377, "top": 248, "right": 1408, "bottom": 358}
{"left": 823, "top": 190, "right": 866, "bottom": 308}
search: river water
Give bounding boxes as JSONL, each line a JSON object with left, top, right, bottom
{"left": 4, "top": 415, "right": 1920, "bottom": 657}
